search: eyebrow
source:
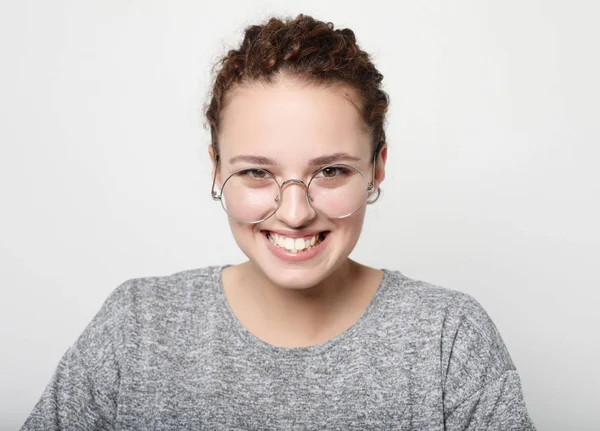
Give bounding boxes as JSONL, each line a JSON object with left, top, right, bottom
{"left": 309, "top": 153, "right": 362, "bottom": 165}
{"left": 228, "top": 155, "right": 276, "bottom": 165}
{"left": 228, "top": 152, "right": 361, "bottom": 166}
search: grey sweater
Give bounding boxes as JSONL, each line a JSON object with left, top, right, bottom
{"left": 21, "top": 266, "right": 536, "bottom": 430}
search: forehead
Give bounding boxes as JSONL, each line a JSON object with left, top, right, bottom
{"left": 218, "top": 78, "right": 371, "bottom": 164}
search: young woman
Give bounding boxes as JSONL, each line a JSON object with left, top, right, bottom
{"left": 22, "top": 14, "right": 536, "bottom": 430}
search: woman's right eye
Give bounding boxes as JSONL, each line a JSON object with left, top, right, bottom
{"left": 245, "top": 169, "right": 268, "bottom": 179}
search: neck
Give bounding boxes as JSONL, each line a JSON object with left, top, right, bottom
{"left": 230, "top": 259, "right": 363, "bottom": 340}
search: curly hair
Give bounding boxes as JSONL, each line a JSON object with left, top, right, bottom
{"left": 205, "top": 14, "right": 389, "bottom": 159}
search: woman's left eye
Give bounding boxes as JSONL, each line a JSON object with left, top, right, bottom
{"left": 318, "top": 167, "right": 349, "bottom": 178}
{"left": 321, "top": 167, "right": 337, "bottom": 177}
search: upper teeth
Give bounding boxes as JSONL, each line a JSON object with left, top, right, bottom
{"left": 268, "top": 232, "right": 320, "bottom": 252}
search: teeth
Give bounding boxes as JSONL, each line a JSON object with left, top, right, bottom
{"left": 268, "top": 232, "right": 324, "bottom": 252}
{"left": 284, "top": 237, "right": 294, "bottom": 251}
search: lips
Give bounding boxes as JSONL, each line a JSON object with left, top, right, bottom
{"left": 261, "top": 229, "right": 330, "bottom": 261}
{"left": 265, "top": 231, "right": 328, "bottom": 252}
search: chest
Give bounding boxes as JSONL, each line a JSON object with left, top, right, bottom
{"left": 116, "top": 337, "right": 445, "bottom": 430}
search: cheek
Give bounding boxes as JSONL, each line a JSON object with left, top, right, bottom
{"left": 227, "top": 219, "right": 255, "bottom": 251}
{"left": 335, "top": 208, "right": 367, "bottom": 245}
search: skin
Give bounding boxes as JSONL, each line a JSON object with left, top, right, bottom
{"left": 210, "top": 74, "right": 388, "bottom": 348}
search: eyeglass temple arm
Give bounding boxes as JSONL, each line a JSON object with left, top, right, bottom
{"left": 211, "top": 155, "right": 221, "bottom": 200}
{"left": 368, "top": 151, "right": 378, "bottom": 191}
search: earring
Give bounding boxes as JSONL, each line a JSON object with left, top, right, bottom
{"left": 367, "top": 187, "right": 381, "bottom": 204}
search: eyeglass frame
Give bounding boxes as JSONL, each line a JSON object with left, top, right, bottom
{"left": 210, "top": 151, "right": 380, "bottom": 224}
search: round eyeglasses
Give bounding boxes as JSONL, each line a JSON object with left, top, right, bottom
{"left": 211, "top": 154, "right": 378, "bottom": 224}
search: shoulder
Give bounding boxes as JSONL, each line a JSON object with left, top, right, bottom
{"left": 84, "top": 265, "right": 226, "bottom": 339}
{"left": 75, "top": 265, "right": 225, "bottom": 350}
{"left": 381, "top": 268, "right": 516, "bottom": 397}
{"left": 381, "top": 269, "right": 511, "bottom": 361}
{"left": 381, "top": 268, "right": 488, "bottom": 323}
{"left": 106, "top": 265, "right": 224, "bottom": 308}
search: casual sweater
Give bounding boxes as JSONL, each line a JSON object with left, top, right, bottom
{"left": 21, "top": 266, "right": 536, "bottom": 430}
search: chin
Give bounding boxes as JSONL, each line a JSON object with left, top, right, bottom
{"left": 241, "top": 231, "right": 359, "bottom": 290}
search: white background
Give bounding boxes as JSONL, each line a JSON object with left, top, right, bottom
{"left": 1, "top": 0, "right": 598, "bottom": 429}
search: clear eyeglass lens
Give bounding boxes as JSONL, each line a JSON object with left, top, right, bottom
{"left": 307, "top": 165, "right": 369, "bottom": 218}
{"left": 220, "top": 165, "right": 369, "bottom": 223}
{"left": 221, "top": 169, "right": 280, "bottom": 223}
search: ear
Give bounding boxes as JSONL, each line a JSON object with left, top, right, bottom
{"left": 374, "top": 144, "right": 387, "bottom": 186}
{"left": 208, "top": 145, "right": 218, "bottom": 183}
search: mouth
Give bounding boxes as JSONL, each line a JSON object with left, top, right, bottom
{"left": 262, "top": 231, "right": 329, "bottom": 254}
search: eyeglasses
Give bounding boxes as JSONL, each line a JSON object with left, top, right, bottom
{"left": 211, "top": 153, "right": 378, "bottom": 224}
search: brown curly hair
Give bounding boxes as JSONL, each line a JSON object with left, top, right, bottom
{"left": 205, "top": 14, "right": 389, "bottom": 159}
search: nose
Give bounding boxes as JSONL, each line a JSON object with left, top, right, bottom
{"left": 275, "top": 179, "right": 316, "bottom": 227}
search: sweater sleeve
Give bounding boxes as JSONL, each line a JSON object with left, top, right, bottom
{"left": 442, "top": 294, "right": 536, "bottom": 430}
{"left": 20, "top": 280, "right": 133, "bottom": 431}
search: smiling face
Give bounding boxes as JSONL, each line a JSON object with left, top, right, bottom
{"left": 212, "top": 75, "right": 386, "bottom": 289}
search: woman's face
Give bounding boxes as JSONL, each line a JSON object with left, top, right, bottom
{"left": 213, "top": 76, "right": 386, "bottom": 289}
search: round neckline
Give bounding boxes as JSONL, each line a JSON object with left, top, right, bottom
{"left": 214, "top": 265, "right": 392, "bottom": 357}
